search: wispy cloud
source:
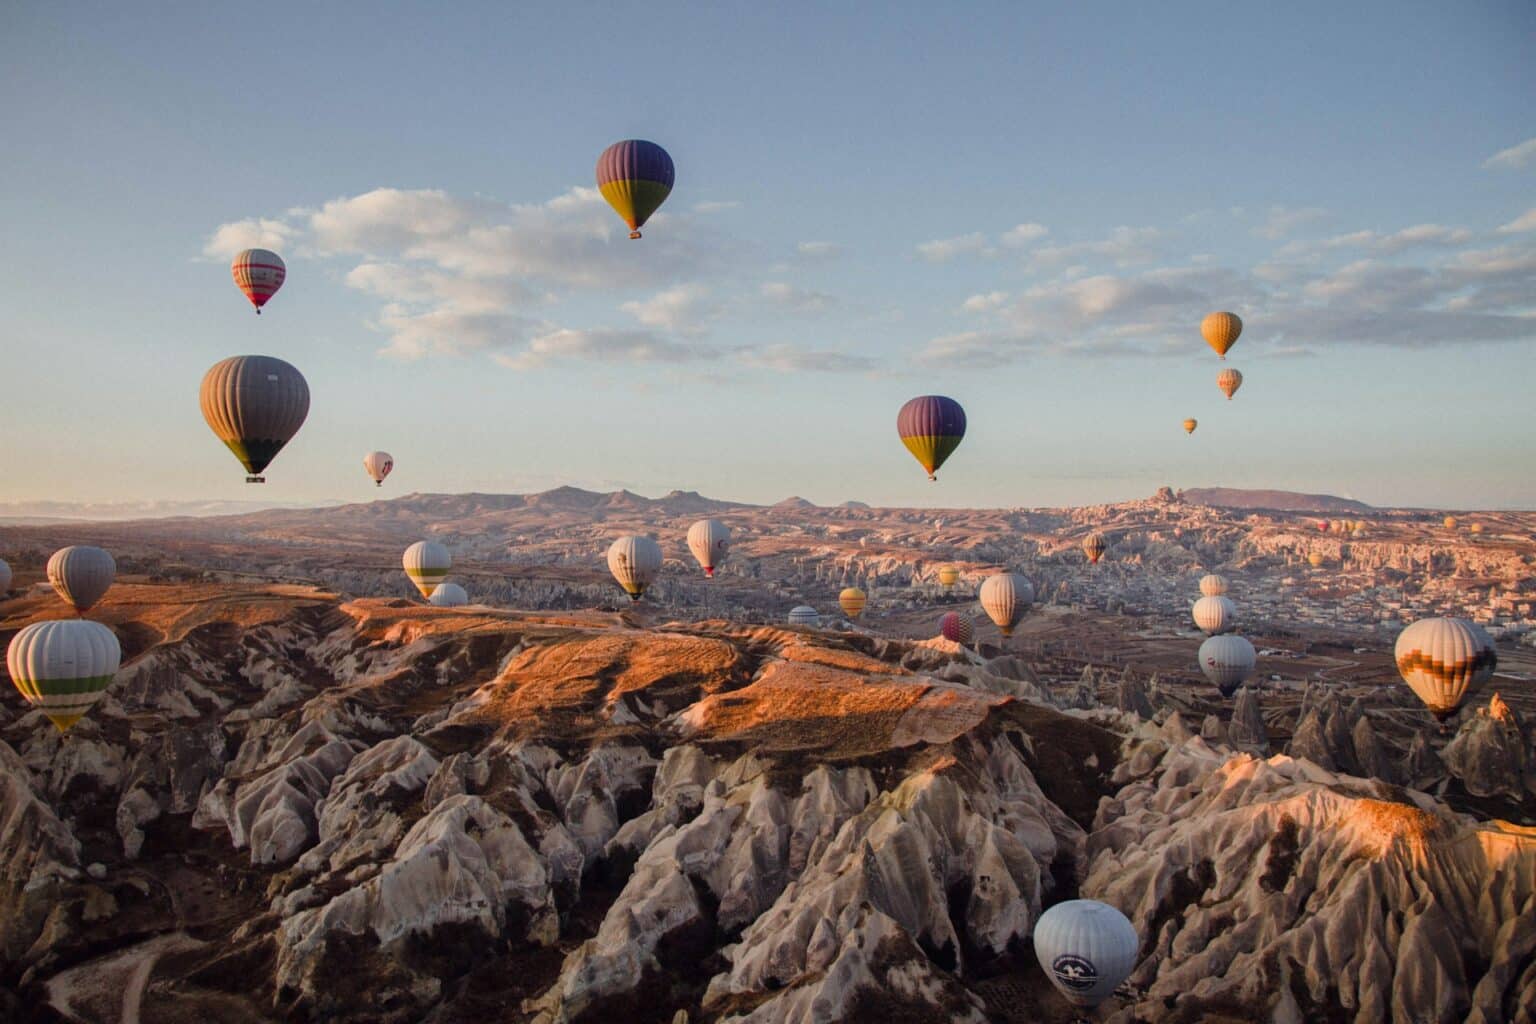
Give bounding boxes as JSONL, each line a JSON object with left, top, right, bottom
{"left": 1497, "top": 207, "right": 1536, "bottom": 234}
{"left": 1482, "top": 137, "right": 1536, "bottom": 170}
{"left": 693, "top": 200, "right": 741, "bottom": 213}
{"left": 496, "top": 327, "right": 715, "bottom": 370}
{"left": 621, "top": 283, "right": 718, "bottom": 334}
{"left": 915, "top": 232, "right": 990, "bottom": 262}
{"left": 737, "top": 344, "right": 876, "bottom": 373}
{"left": 760, "top": 281, "right": 836, "bottom": 313}
{"left": 1252, "top": 205, "right": 1328, "bottom": 240}
{"left": 1001, "top": 222, "right": 1049, "bottom": 247}
{"left": 796, "top": 240, "right": 844, "bottom": 260}
{"left": 202, "top": 218, "right": 297, "bottom": 259}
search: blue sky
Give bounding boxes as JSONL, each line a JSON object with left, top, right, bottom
{"left": 2, "top": 2, "right": 1533, "bottom": 511}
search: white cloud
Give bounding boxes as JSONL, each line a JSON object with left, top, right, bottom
{"left": 1000, "top": 222, "right": 1049, "bottom": 247}
{"left": 1252, "top": 205, "right": 1328, "bottom": 240}
{"left": 496, "top": 327, "right": 714, "bottom": 370}
{"left": 1497, "top": 207, "right": 1536, "bottom": 234}
{"left": 1482, "top": 137, "right": 1536, "bottom": 170}
{"left": 1026, "top": 226, "right": 1161, "bottom": 271}
{"left": 1288, "top": 223, "right": 1473, "bottom": 257}
{"left": 916, "top": 232, "right": 990, "bottom": 262}
{"left": 760, "top": 281, "right": 835, "bottom": 313}
{"left": 693, "top": 200, "right": 741, "bottom": 213}
{"left": 202, "top": 218, "right": 296, "bottom": 259}
{"left": 961, "top": 291, "right": 1009, "bottom": 313}
{"left": 376, "top": 306, "right": 540, "bottom": 361}
{"left": 796, "top": 241, "right": 844, "bottom": 260}
{"left": 621, "top": 283, "right": 717, "bottom": 334}
{"left": 737, "top": 345, "right": 876, "bottom": 373}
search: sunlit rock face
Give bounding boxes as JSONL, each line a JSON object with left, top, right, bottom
{"left": 0, "top": 580, "right": 1531, "bottom": 1023}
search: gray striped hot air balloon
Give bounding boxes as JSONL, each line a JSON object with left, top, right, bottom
{"left": 200, "top": 355, "right": 310, "bottom": 483}
{"left": 47, "top": 546, "right": 116, "bottom": 614}
{"left": 979, "top": 573, "right": 1034, "bottom": 638}
{"left": 1394, "top": 617, "right": 1497, "bottom": 722}
{"left": 607, "top": 535, "right": 663, "bottom": 601}
{"left": 428, "top": 582, "right": 468, "bottom": 607}
{"left": 1033, "top": 900, "right": 1140, "bottom": 1009}
{"left": 403, "top": 541, "right": 451, "bottom": 599}
{"left": 1199, "top": 634, "right": 1256, "bottom": 696}
{"left": 787, "top": 606, "right": 819, "bottom": 627}
{"left": 7, "top": 619, "right": 121, "bottom": 733}
{"left": 1199, "top": 573, "right": 1229, "bottom": 597}
{"left": 1191, "top": 595, "right": 1236, "bottom": 635}
{"left": 687, "top": 519, "right": 731, "bottom": 578}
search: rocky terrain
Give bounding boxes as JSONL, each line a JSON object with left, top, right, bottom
{"left": 1, "top": 576, "right": 1533, "bottom": 1023}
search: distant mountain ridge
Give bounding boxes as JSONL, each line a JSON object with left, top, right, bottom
{"left": 1179, "top": 487, "right": 1373, "bottom": 513}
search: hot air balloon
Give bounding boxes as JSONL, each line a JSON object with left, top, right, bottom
{"left": 897, "top": 396, "right": 966, "bottom": 481}
{"left": 428, "top": 582, "right": 468, "bottom": 607}
{"left": 939, "top": 611, "right": 974, "bottom": 646}
{"left": 1082, "top": 533, "right": 1107, "bottom": 565}
{"left": 403, "top": 541, "right": 451, "bottom": 599}
{"left": 1033, "top": 900, "right": 1140, "bottom": 1010}
{"left": 1307, "top": 552, "right": 1324, "bottom": 568}
{"left": 1470, "top": 522, "right": 1485, "bottom": 535}
{"left": 608, "top": 535, "right": 662, "bottom": 601}
{"left": 1192, "top": 595, "right": 1236, "bottom": 635}
{"left": 363, "top": 451, "right": 394, "bottom": 487}
{"left": 787, "top": 606, "right": 819, "bottom": 627}
{"left": 596, "top": 140, "right": 674, "bottom": 239}
{"left": 839, "top": 587, "right": 867, "bottom": 619}
{"left": 979, "top": 573, "right": 1033, "bottom": 638}
{"left": 1201, "top": 311, "right": 1242, "bottom": 359}
{"left": 687, "top": 519, "right": 731, "bottom": 578}
{"left": 1199, "top": 573, "right": 1229, "bottom": 597}
{"left": 1182, "top": 418, "right": 1197, "bottom": 435}
{"left": 1317, "top": 520, "right": 1330, "bottom": 532}
{"left": 1199, "top": 634, "right": 1256, "bottom": 696}
{"left": 1444, "top": 516, "right": 1458, "bottom": 530}
{"left": 200, "top": 355, "right": 310, "bottom": 483}
{"left": 0, "top": 558, "right": 11, "bottom": 594}
{"left": 46, "top": 546, "right": 115, "bottom": 614}
{"left": 1216, "top": 367, "right": 1243, "bottom": 400}
{"left": 7, "top": 619, "right": 121, "bottom": 733}
{"left": 231, "top": 248, "right": 286, "bottom": 313}
{"left": 1394, "top": 617, "right": 1496, "bottom": 722}
{"left": 937, "top": 567, "right": 960, "bottom": 590}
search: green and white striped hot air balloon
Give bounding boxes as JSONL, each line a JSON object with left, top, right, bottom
{"left": 403, "top": 541, "right": 451, "bottom": 599}
{"left": 7, "top": 619, "right": 121, "bottom": 733}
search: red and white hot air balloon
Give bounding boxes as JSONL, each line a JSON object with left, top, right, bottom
{"left": 231, "top": 249, "right": 286, "bottom": 313}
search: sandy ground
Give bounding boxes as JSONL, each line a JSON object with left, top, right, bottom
{"left": 44, "top": 932, "right": 204, "bottom": 1024}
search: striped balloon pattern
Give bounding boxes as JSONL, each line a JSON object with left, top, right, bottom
{"left": 1394, "top": 617, "right": 1497, "bottom": 720}
{"left": 47, "top": 545, "right": 116, "bottom": 614}
{"left": 1192, "top": 595, "right": 1236, "bottom": 635}
{"left": 979, "top": 573, "right": 1033, "bottom": 638}
{"left": 200, "top": 355, "right": 311, "bottom": 482}
{"left": 607, "top": 535, "right": 663, "bottom": 601}
{"left": 937, "top": 567, "right": 960, "bottom": 589}
{"left": 1201, "top": 311, "right": 1242, "bottom": 358}
{"left": 7, "top": 619, "right": 121, "bottom": 733}
{"left": 1199, "top": 634, "right": 1256, "bottom": 696}
{"left": 596, "top": 140, "right": 675, "bottom": 239}
{"left": 939, "top": 612, "right": 974, "bottom": 646}
{"left": 403, "top": 540, "right": 452, "bottom": 599}
{"left": 897, "top": 396, "right": 967, "bottom": 481}
{"left": 231, "top": 249, "right": 286, "bottom": 313}
{"left": 839, "top": 587, "right": 867, "bottom": 619}
{"left": 428, "top": 582, "right": 468, "bottom": 608}
{"left": 1082, "top": 533, "right": 1107, "bottom": 565}
{"left": 1033, "top": 900, "right": 1140, "bottom": 1009}
{"left": 787, "top": 606, "right": 819, "bottom": 627}
{"left": 1217, "top": 367, "right": 1243, "bottom": 400}
{"left": 1199, "top": 573, "right": 1229, "bottom": 597}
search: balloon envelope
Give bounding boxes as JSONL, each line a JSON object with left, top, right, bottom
{"left": 7, "top": 619, "right": 121, "bottom": 733}
{"left": 1182, "top": 418, "right": 1197, "bottom": 435}
{"left": 1217, "top": 367, "right": 1243, "bottom": 400}
{"left": 687, "top": 519, "right": 731, "bottom": 578}
{"left": 1082, "top": 533, "right": 1107, "bottom": 565}
{"left": 607, "top": 535, "right": 662, "bottom": 601}
{"left": 1394, "top": 617, "right": 1496, "bottom": 721}
{"left": 1307, "top": 552, "right": 1324, "bottom": 568}
{"left": 1199, "top": 634, "right": 1256, "bottom": 696}
{"left": 838, "top": 587, "right": 867, "bottom": 619}
{"left": 231, "top": 248, "right": 286, "bottom": 312}
{"left": 200, "top": 355, "right": 310, "bottom": 482}
{"left": 937, "top": 567, "right": 960, "bottom": 589}
{"left": 1199, "top": 573, "right": 1228, "bottom": 597}
{"left": 1201, "top": 311, "right": 1242, "bottom": 358}
{"left": 47, "top": 546, "right": 116, "bottom": 613}
{"left": 1192, "top": 595, "right": 1236, "bottom": 635}
{"left": 403, "top": 541, "right": 451, "bottom": 599}
{"left": 364, "top": 451, "right": 394, "bottom": 486}
{"left": 428, "top": 582, "right": 468, "bottom": 607}
{"left": 1033, "top": 900, "right": 1140, "bottom": 1009}
{"left": 939, "top": 612, "right": 974, "bottom": 645}
{"left": 897, "top": 396, "right": 966, "bottom": 481}
{"left": 787, "top": 606, "right": 819, "bottom": 627}
{"left": 596, "top": 140, "right": 674, "bottom": 238}
{"left": 979, "top": 573, "right": 1033, "bottom": 638}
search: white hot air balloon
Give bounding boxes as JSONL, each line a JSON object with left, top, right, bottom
{"left": 402, "top": 541, "right": 451, "bottom": 599}
{"left": 1199, "top": 573, "right": 1228, "bottom": 597}
{"left": 979, "top": 573, "right": 1034, "bottom": 638}
{"left": 7, "top": 619, "right": 122, "bottom": 732}
{"left": 1394, "top": 617, "right": 1497, "bottom": 722}
{"left": 1199, "top": 634, "right": 1256, "bottom": 696}
{"left": 363, "top": 451, "right": 394, "bottom": 487}
{"left": 1192, "top": 595, "right": 1236, "bottom": 635}
{"left": 0, "top": 558, "right": 11, "bottom": 594}
{"left": 46, "top": 546, "right": 116, "bottom": 614}
{"left": 1033, "top": 900, "right": 1140, "bottom": 1009}
{"left": 428, "top": 582, "right": 468, "bottom": 607}
{"left": 687, "top": 519, "right": 731, "bottom": 578}
{"left": 608, "top": 535, "right": 663, "bottom": 601}
{"left": 787, "top": 606, "right": 820, "bottom": 627}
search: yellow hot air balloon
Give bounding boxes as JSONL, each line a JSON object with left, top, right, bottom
{"left": 1082, "top": 533, "right": 1107, "bottom": 565}
{"left": 1307, "top": 551, "right": 1324, "bottom": 568}
{"left": 1469, "top": 523, "right": 1485, "bottom": 535}
{"left": 839, "top": 587, "right": 867, "bottom": 619}
{"left": 1182, "top": 418, "right": 1198, "bottom": 435}
{"left": 1443, "top": 516, "right": 1458, "bottom": 530}
{"left": 1201, "top": 312, "right": 1242, "bottom": 359}
{"left": 937, "top": 567, "right": 960, "bottom": 590}
{"left": 1216, "top": 367, "right": 1243, "bottom": 400}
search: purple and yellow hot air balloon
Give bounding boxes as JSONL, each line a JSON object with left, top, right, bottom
{"left": 897, "top": 396, "right": 966, "bottom": 481}
{"left": 596, "top": 140, "right": 675, "bottom": 240}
